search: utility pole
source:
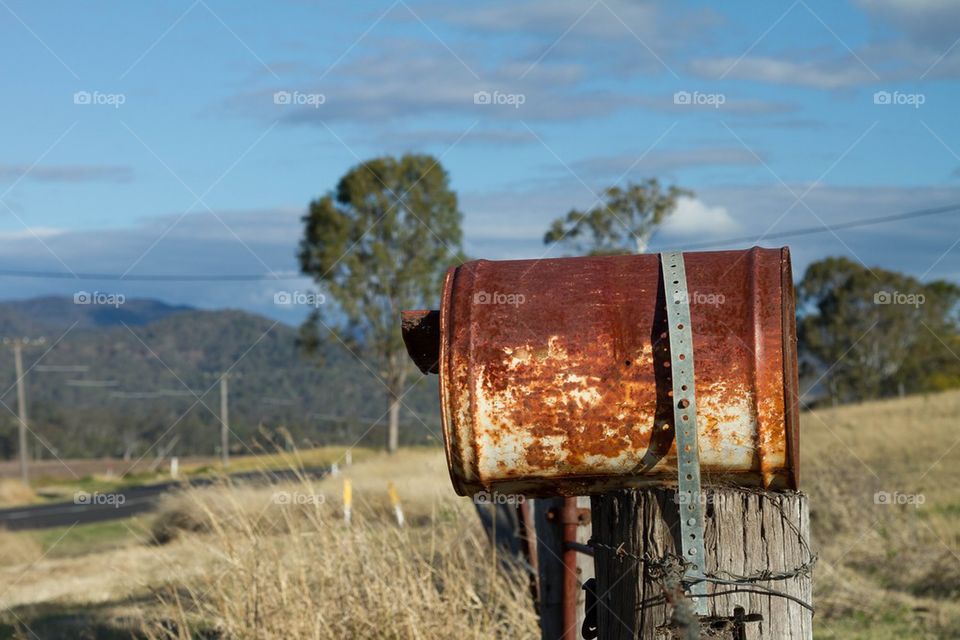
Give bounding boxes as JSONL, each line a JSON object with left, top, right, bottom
{"left": 220, "top": 373, "right": 229, "bottom": 468}
{"left": 14, "top": 342, "right": 28, "bottom": 484}
{"left": 3, "top": 337, "right": 46, "bottom": 485}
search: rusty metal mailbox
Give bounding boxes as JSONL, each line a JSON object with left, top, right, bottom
{"left": 402, "top": 247, "right": 800, "bottom": 497}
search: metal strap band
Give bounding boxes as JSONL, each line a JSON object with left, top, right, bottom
{"left": 661, "top": 251, "right": 708, "bottom": 615}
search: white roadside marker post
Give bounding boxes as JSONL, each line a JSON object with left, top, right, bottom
{"left": 343, "top": 478, "right": 352, "bottom": 525}
{"left": 388, "top": 481, "right": 405, "bottom": 527}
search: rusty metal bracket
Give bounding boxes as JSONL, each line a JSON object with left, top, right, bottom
{"left": 661, "top": 250, "right": 708, "bottom": 615}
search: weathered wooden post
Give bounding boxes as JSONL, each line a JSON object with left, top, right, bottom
{"left": 591, "top": 488, "right": 812, "bottom": 638}
{"left": 402, "top": 247, "right": 811, "bottom": 639}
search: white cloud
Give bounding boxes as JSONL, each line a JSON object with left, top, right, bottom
{"left": 659, "top": 197, "right": 739, "bottom": 237}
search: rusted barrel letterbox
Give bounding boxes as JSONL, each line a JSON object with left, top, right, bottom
{"left": 403, "top": 247, "right": 799, "bottom": 497}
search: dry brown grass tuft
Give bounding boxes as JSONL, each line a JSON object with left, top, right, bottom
{"left": 0, "top": 529, "right": 43, "bottom": 566}
{"left": 0, "top": 479, "right": 36, "bottom": 506}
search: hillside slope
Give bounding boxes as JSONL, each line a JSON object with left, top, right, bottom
{"left": 0, "top": 298, "right": 441, "bottom": 459}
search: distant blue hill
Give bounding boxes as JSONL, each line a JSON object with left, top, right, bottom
{"left": 0, "top": 296, "right": 193, "bottom": 334}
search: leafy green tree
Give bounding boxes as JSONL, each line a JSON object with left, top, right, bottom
{"left": 543, "top": 178, "right": 692, "bottom": 255}
{"left": 298, "top": 154, "right": 464, "bottom": 452}
{"left": 798, "top": 257, "right": 960, "bottom": 405}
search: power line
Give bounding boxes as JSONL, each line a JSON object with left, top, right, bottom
{"left": 65, "top": 379, "right": 119, "bottom": 387}
{"left": 657, "top": 203, "right": 960, "bottom": 251}
{"left": 0, "top": 203, "right": 957, "bottom": 282}
{"left": 109, "top": 390, "right": 197, "bottom": 398}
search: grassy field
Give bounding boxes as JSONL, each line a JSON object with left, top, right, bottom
{"left": 800, "top": 390, "right": 960, "bottom": 639}
{"left": 0, "top": 392, "right": 958, "bottom": 638}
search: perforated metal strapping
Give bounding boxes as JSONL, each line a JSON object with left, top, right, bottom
{"left": 661, "top": 250, "right": 708, "bottom": 615}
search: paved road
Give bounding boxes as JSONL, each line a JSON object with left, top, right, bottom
{"left": 0, "top": 467, "right": 328, "bottom": 531}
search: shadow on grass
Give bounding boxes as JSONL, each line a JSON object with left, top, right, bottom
{"left": 0, "top": 593, "right": 219, "bottom": 640}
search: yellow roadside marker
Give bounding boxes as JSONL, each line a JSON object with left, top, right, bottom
{"left": 387, "top": 481, "right": 405, "bottom": 527}
{"left": 343, "top": 478, "right": 352, "bottom": 525}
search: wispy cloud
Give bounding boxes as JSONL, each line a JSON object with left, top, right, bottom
{"left": 691, "top": 56, "right": 876, "bottom": 89}
{"left": 375, "top": 127, "right": 539, "bottom": 148}
{"left": 230, "top": 38, "right": 640, "bottom": 124}
{"left": 0, "top": 164, "right": 134, "bottom": 184}
{"left": 857, "top": 0, "right": 960, "bottom": 49}
{"left": 0, "top": 227, "right": 66, "bottom": 240}
{"left": 570, "top": 148, "right": 765, "bottom": 179}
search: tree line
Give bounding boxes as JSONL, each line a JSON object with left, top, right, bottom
{"left": 298, "top": 154, "right": 960, "bottom": 451}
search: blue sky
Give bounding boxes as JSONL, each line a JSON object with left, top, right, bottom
{"left": 1, "top": 0, "right": 958, "bottom": 323}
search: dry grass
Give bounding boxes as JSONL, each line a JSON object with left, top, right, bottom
{"left": 0, "top": 538, "right": 199, "bottom": 611}
{"left": 0, "top": 529, "right": 43, "bottom": 567}
{"left": 139, "top": 393, "right": 960, "bottom": 639}
{"left": 141, "top": 449, "right": 538, "bottom": 640}
{"left": 2, "top": 393, "right": 958, "bottom": 639}
{"left": 802, "top": 390, "right": 960, "bottom": 638}
{"left": 0, "top": 478, "right": 36, "bottom": 506}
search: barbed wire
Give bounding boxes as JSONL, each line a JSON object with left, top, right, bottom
{"left": 590, "top": 489, "right": 817, "bottom": 615}
{"left": 591, "top": 544, "right": 816, "bottom": 614}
